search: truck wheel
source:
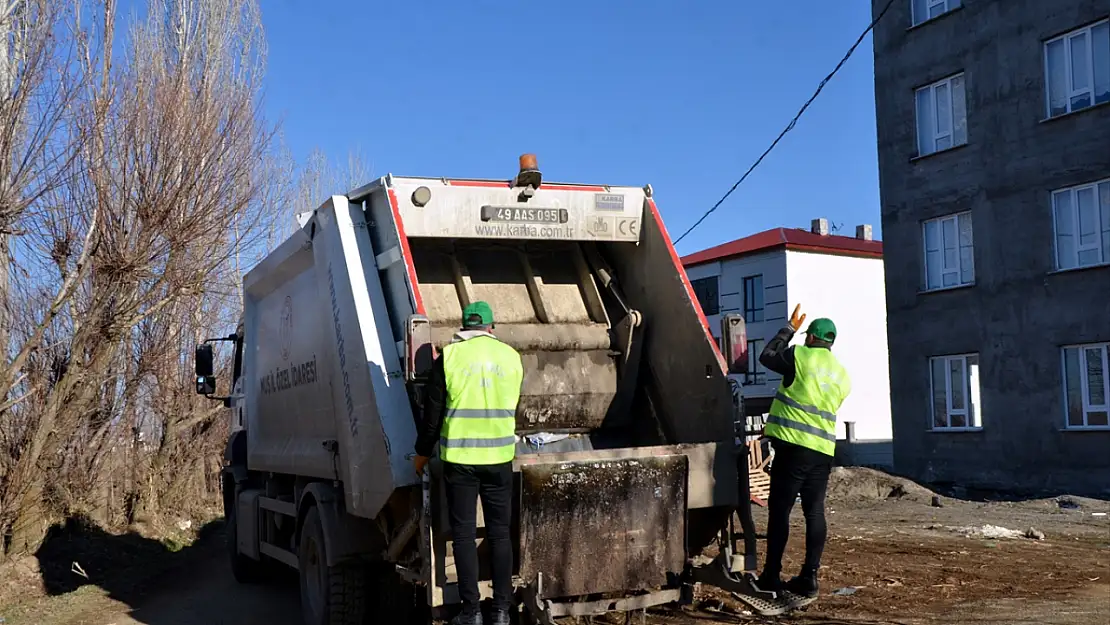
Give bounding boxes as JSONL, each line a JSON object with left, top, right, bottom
{"left": 370, "top": 563, "right": 419, "bottom": 624}
{"left": 299, "top": 506, "right": 368, "bottom": 625}
{"left": 226, "top": 502, "right": 266, "bottom": 583}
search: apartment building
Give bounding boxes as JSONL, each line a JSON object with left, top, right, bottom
{"left": 681, "top": 221, "right": 893, "bottom": 465}
{"left": 872, "top": 0, "right": 1110, "bottom": 494}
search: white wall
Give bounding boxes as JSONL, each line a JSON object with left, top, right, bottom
{"left": 784, "top": 251, "right": 892, "bottom": 441}
{"left": 685, "top": 251, "right": 788, "bottom": 399}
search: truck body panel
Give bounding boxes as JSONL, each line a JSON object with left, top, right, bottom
{"left": 244, "top": 236, "right": 335, "bottom": 480}
{"left": 601, "top": 196, "right": 733, "bottom": 443}
{"left": 243, "top": 196, "right": 419, "bottom": 518}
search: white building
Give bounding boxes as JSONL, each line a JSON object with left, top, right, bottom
{"left": 682, "top": 219, "right": 893, "bottom": 447}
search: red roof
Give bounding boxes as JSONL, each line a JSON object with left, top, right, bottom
{"left": 681, "top": 227, "right": 883, "bottom": 266}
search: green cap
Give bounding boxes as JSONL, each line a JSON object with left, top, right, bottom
{"left": 462, "top": 301, "right": 494, "bottom": 328}
{"left": 805, "top": 318, "right": 837, "bottom": 343}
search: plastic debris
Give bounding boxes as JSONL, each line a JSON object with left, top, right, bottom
{"left": 524, "top": 432, "right": 570, "bottom": 448}
{"left": 980, "top": 525, "right": 1023, "bottom": 539}
{"left": 1024, "top": 527, "right": 1045, "bottom": 540}
{"left": 944, "top": 524, "right": 1024, "bottom": 539}
{"left": 832, "top": 587, "right": 859, "bottom": 596}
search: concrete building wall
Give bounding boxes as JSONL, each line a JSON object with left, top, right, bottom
{"left": 872, "top": 0, "right": 1110, "bottom": 494}
{"left": 785, "top": 251, "right": 893, "bottom": 442}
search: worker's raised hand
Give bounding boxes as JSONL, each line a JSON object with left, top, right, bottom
{"left": 413, "top": 455, "right": 429, "bottom": 476}
{"left": 789, "top": 304, "right": 807, "bottom": 331}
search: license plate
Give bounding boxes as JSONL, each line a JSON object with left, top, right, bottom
{"left": 480, "top": 206, "right": 568, "bottom": 224}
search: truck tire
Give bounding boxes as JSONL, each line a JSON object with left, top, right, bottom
{"left": 226, "top": 502, "right": 267, "bottom": 583}
{"left": 299, "top": 506, "right": 368, "bottom": 625}
{"left": 370, "top": 563, "right": 420, "bottom": 624}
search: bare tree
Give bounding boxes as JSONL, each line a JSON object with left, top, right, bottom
{"left": 0, "top": 0, "right": 283, "bottom": 556}
{"left": 289, "top": 146, "right": 372, "bottom": 231}
{"left": 0, "top": 0, "right": 375, "bottom": 562}
{"left": 0, "top": 0, "right": 89, "bottom": 557}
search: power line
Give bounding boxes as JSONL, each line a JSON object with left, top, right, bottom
{"left": 673, "top": 0, "right": 897, "bottom": 247}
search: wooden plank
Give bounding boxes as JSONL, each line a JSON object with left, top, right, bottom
{"left": 749, "top": 458, "right": 772, "bottom": 505}
{"left": 748, "top": 440, "right": 772, "bottom": 472}
{"left": 748, "top": 440, "right": 764, "bottom": 469}
{"left": 747, "top": 438, "right": 773, "bottom": 507}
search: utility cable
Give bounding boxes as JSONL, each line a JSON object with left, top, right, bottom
{"left": 673, "top": 0, "right": 897, "bottom": 246}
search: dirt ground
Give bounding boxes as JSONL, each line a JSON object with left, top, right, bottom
{"left": 692, "top": 474, "right": 1110, "bottom": 625}
{"left": 2, "top": 468, "right": 1108, "bottom": 625}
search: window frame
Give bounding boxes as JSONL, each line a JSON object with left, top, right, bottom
{"left": 1061, "top": 342, "right": 1110, "bottom": 430}
{"left": 914, "top": 72, "right": 968, "bottom": 157}
{"left": 928, "top": 353, "right": 983, "bottom": 431}
{"left": 1043, "top": 19, "right": 1110, "bottom": 118}
{"left": 1051, "top": 177, "right": 1110, "bottom": 271}
{"left": 689, "top": 276, "right": 720, "bottom": 316}
{"left": 910, "top": 0, "right": 961, "bottom": 28}
{"left": 921, "top": 211, "right": 975, "bottom": 291}
{"left": 745, "top": 338, "right": 766, "bottom": 386}
{"left": 742, "top": 275, "right": 764, "bottom": 322}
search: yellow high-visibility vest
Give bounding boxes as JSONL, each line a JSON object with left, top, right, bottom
{"left": 765, "top": 345, "right": 851, "bottom": 456}
{"left": 440, "top": 335, "right": 523, "bottom": 465}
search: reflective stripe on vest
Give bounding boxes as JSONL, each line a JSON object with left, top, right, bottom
{"left": 441, "top": 335, "right": 523, "bottom": 465}
{"left": 765, "top": 345, "right": 851, "bottom": 457}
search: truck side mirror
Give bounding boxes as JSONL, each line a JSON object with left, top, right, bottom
{"left": 405, "top": 314, "right": 434, "bottom": 382}
{"left": 195, "top": 343, "right": 217, "bottom": 395}
{"left": 720, "top": 313, "right": 749, "bottom": 375}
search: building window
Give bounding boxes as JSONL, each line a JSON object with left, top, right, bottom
{"left": 1045, "top": 19, "right": 1110, "bottom": 118}
{"left": 746, "top": 339, "right": 766, "bottom": 385}
{"left": 1063, "top": 343, "right": 1110, "bottom": 429}
{"left": 1053, "top": 178, "right": 1110, "bottom": 270}
{"left": 743, "top": 275, "right": 764, "bottom": 322}
{"left": 915, "top": 73, "right": 967, "bottom": 157}
{"left": 690, "top": 276, "right": 720, "bottom": 316}
{"left": 930, "top": 354, "right": 982, "bottom": 430}
{"left": 911, "top": 0, "right": 960, "bottom": 27}
{"left": 922, "top": 212, "right": 974, "bottom": 290}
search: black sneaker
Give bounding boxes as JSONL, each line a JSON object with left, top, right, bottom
{"left": 489, "top": 608, "right": 511, "bottom": 625}
{"left": 783, "top": 575, "right": 819, "bottom": 608}
{"left": 450, "top": 609, "right": 484, "bottom": 625}
{"left": 733, "top": 572, "right": 792, "bottom": 617}
{"left": 752, "top": 572, "right": 783, "bottom": 594}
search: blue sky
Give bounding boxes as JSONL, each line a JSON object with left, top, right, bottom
{"left": 260, "top": 0, "right": 882, "bottom": 255}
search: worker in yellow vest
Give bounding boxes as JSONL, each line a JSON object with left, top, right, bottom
{"left": 413, "top": 301, "right": 523, "bottom": 625}
{"left": 753, "top": 304, "right": 851, "bottom": 609}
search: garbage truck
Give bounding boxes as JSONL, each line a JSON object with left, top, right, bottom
{"left": 194, "top": 155, "right": 781, "bottom": 624}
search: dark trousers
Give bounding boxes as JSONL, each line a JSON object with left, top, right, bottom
{"left": 762, "top": 438, "right": 833, "bottom": 580}
{"left": 443, "top": 460, "right": 514, "bottom": 614}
